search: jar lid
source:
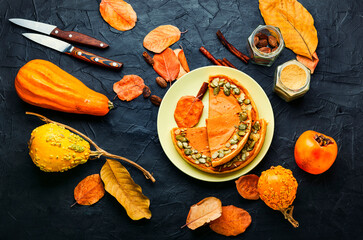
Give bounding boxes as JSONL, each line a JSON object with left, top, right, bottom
{"left": 276, "top": 60, "right": 311, "bottom": 93}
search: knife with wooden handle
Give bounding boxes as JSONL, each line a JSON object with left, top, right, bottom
{"left": 23, "top": 33, "right": 122, "bottom": 70}
{"left": 9, "top": 18, "right": 108, "bottom": 49}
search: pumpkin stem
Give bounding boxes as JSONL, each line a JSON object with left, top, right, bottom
{"left": 100, "top": 151, "right": 155, "bottom": 182}
{"left": 90, "top": 151, "right": 104, "bottom": 159}
{"left": 26, "top": 112, "right": 155, "bottom": 183}
{"left": 108, "top": 101, "right": 114, "bottom": 110}
{"left": 280, "top": 206, "right": 299, "bottom": 228}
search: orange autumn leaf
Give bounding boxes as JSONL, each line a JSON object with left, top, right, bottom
{"left": 143, "top": 25, "right": 181, "bottom": 53}
{"left": 73, "top": 174, "right": 105, "bottom": 206}
{"left": 174, "top": 82, "right": 208, "bottom": 128}
{"left": 178, "top": 53, "right": 190, "bottom": 73}
{"left": 173, "top": 49, "right": 187, "bottom": 79}
{"left": 297, "top": 52, "right": 319, "bottom": 74}
{"left": 153, "top": 48, "right": 180, "bottom": 82}
{"left": 185, "top": 197, "right": 222, "bottom": 230}
{"left": 259, "top": 0, "right": 318, "bottom": 59}
{"left": 113, "top": 75, "right": 145, "bottom": 101}
{"left": 209, "top": 205, "right": 252, "bottom": 236}
{"left": 235, "top": 174, "right": 260, "bottom": 200}
{"left": 174, "top": 96, "right": 203, "bottom": 127}
{"left": 178, "top": 49, "right": 190, "bottom": 72}
{"left": 100, "top": 0, "right": 137, "bottom": 31}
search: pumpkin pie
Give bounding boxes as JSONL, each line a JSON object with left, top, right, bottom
{"left": 170, "top": 118, "right": 267, "bottom": 174}
{"left": 170, "top": 74, "right": 267, "bottom": 174}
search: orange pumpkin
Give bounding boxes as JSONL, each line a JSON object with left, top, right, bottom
{"left": 257, "top": 166, "right": 299, "bottom": 227}
{"left": 15, "top": 59, "right": 113, "bottom": 116}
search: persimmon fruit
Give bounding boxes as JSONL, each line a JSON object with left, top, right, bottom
{"left": 294, "top": 130, "right": 338, "bottom": 174}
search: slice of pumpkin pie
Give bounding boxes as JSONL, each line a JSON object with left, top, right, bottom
{"left": 215, "top": 118, "right": 267, "bottom": 173}
{"left": 208, "top": 75, "right": 259, "bottom": 121}
{"left": 171, "top": 127, "right": 212, "bottom": 169}
{"left": 206, "top": 111, "right": 252, "bottom": 167}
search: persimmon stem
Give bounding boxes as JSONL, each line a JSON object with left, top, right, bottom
{"left": 280, "top": 206, "right": 299, "bottom": 228}
{"left": 314, "top": 134, "right": 333, "bottom": 146}
{"left": 26, "top": 112, "right": 155, "bottom": 183}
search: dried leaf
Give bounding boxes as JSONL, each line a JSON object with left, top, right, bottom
{"left": 113, "top": 75, "right": 145, "bottom": 101}
{"left": 235, "top": 174, "right": 260, "bottom": 200}
{"left": 100, "top": 159, "right": 151, "bottom": 220}
{"left": 259, "top": 0, "right": 318, "bottom": 59}
{"left": 173, "top": 49, "right": 187, "bottom": 79}
{"left": 185, "top": 197, "right": 222, "bottom": 230}
{"left": 297, "top": 52, "right": 319, "bottom": 74}
{"left": 100, "top": 0, "right": 137, "bottom": 31}
{"left": 177, "top": 49, "right": 190, "bottom": 72}
{"left": 73, "top": 174, "right": 105, "bottom": 206}
{"left": 174, "top": 82, "right": 208, "bottom": 128}
{"left": 143, "top": 25, "right": 181, "bottom": 53}
{"left": 174, "top": 96, "right": 203, "bottom": 128}
{"left": 210, "top": 205, "right": 252, "bottom": 236}
{"left": 153, "top": 48, "right": 180, "bottom": 82}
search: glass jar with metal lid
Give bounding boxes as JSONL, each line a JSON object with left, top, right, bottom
{"left": 273, "top": 59, "right": 311, "bottom": 102}
{"left": 247, "top": 25, "right": 285, "bottom": 67}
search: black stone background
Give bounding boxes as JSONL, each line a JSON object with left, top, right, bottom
{"left": 0, "top": 0, "right": 362, "bottom": 239}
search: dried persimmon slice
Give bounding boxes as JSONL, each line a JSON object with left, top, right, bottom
{"left": 235, "top": 174, "right": 260, "bottom": 200}
{"left": 113, "top": 75, "right": 145, "bottom": 101}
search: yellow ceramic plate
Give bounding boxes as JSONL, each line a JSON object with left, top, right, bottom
{"left": 157, "top": 66, "right": 274, "bottom": 182}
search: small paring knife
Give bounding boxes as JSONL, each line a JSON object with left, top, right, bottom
{"left": 23, "top": 33, "right": 122, "bottom": 70}
{"left": 9, "top": 18, "right": 108, "bottom": 49}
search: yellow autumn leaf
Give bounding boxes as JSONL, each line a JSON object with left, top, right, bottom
{"left": 259, "top": 0, "right": 318, "bottom": 59}
{"left": 100, "top": 159, "right": 151, "bottom": 220}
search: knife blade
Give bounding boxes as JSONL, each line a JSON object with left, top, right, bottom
{"left": 9, "top": 18, "right": 108, "bottom": 49}
{"left": 23, "top": 33, "right": 122, "bottom": 70}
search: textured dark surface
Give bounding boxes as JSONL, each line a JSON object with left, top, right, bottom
{"left": 1, "top": 0, "right": 363, "bottom": 239}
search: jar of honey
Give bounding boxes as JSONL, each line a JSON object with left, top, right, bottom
{"left": 273, "top": 60, "right": 311, "bottom": 102}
